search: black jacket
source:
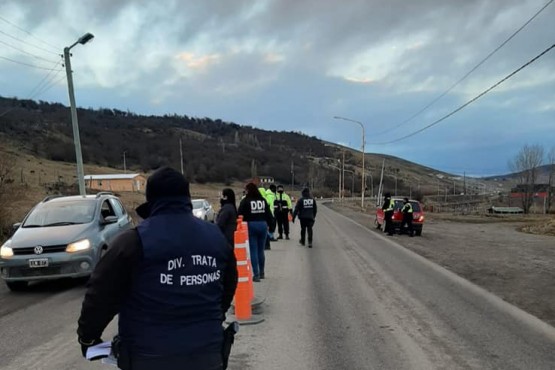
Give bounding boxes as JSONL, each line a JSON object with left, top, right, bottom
{"left": 238, "top": 196, "right": 273, "bottom": 224}
{"left": 77, "top": 227, "right": 238, "bottom": 345}
{"left": 216, "top": 202, "right": 237, "bottom": 246}
{"left": 293, "top": 196, "right": 317, "bottom": 220}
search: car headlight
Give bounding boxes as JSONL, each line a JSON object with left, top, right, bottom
{"left": 66, "top": 239, "right": 91, "bottom": 253}
{"left": 0, "top": 240, "right": 13, "bottom": 258}
{"left": 193, "top": 210, "right": 202, "bottom": 217}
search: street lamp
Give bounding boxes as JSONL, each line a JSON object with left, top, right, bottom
{"left": 329, "top": 165, "right": 342, "bottom": 200}
{"left": 344, "top": 169, "right": 355, "bottom": 196}
{"left": 64, "top": 32, "right": 94, "bottom": 196}
{"left": 333, "top": 116, "right": 366, "bottom": 208}
{"left": 367, "top": 171, "right": 374, "bottom": 199}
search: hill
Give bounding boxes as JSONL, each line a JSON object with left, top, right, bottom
{"left": 483, "top": 164, "right": 554, "bottom": 184}
{"left": 0, "top": 95, "right": 472, "bottom": 197}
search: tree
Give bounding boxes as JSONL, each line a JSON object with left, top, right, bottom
{"left": 0, "top": 155, "right": 16, "bottom": 239}
{"left": 508, "top": 144, "right": 544, "bottom": 213}
{"left": 547, "top": 146, "right": 555, "bottom": 213}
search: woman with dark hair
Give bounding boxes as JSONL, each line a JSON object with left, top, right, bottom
{"left": 216, "top": 188, "right": 238, "bottom": 246}
{"left": 238, "top": 183, "right": 273, "bottom": 281}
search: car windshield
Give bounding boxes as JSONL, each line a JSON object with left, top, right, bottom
{"left": 23, "top": 200, "right": 96, "bottom": 227}
{"left": 192, "top": 200, "right": 204, "bottom": 209}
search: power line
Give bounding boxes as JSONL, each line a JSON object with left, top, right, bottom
{"left": 0, "top": 69, "right": 65, "bottom": 118}
{"left": 370, "top": 43, "right": 555, "bottom": 145}
{"left": 0, "top": 15, "right": 59, "bottom": 51}
{"left": 0, "top": 54, "right": 61, "bottom": 70}
{"left": 32, "top": 73, "right": 66, "bottom": 98}
{"left": 373, "top": 0, "right": 554, "bottom": 137}
{"left": 28, "top": 60, "right": 63, "bottom": 97}
{"left": 0, "top": 39, "right": 59, "bottom": 64}
{"left": 0, "top": 29, "right": 59, "bottom": 55}
{"left": 0, "top": 60, "right": 64, "bottom": 118}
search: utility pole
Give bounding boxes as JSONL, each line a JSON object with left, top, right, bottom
{"left": 394, "top": 171, "right": 398, "bottom": 196}
{"left": 64, "top": 47, "right": 85, "bottom": 195}
{"left": 333, "top": 116, "right": 365, "bottom": 209}
{"left": 341, "top": 150, "right": 345, "bottom": 200}
{"left": 291, "top": 160, "right": 294, "bottom": 192}
{"left": 123, "top": 151, "right": 127, "bottom": 173}
{"left": 179, "top": 138, "right": 184, "bottom": 175}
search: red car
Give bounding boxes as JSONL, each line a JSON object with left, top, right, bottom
{"left": 375, "top": 199, "right": 425, "bottom": 236}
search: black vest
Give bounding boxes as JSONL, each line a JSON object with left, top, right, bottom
{"left": 119, "top": 199, "right": 231, "bottom": 357}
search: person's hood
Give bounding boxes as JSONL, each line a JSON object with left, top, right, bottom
{"left": 136, "top": 197, "right": 192, "bottom": 219}
{"left": 302, "top": 188, "right": 310, "bottom": 197}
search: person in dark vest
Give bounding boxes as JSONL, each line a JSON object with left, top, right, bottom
{"left": 292, "top": 188, "right": 317, "bottom": 248}
{"left": 238, "top": 182, "right": 273, "bottom": 282}
{"left": 216, "top": 188, "right": 238, "bottom": 246}
{"left": 382, "top": 192, "right": 395, "bottom": 236}
{"left": 77, "top": 167, "right": 238, "bottom": 370}
{"left": 274, "top": 184, "right": 292, "bottom": 240}
{"left": 401, "top": 197, "right": 414, "bottom": 237}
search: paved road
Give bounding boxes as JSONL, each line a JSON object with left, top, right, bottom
{"left": 229, "top": 205, "right": 555, "bottom": 369}
{"left": 1, "top": 205, "right": 554, "bottom": 369}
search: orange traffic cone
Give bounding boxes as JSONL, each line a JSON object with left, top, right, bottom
{"left": 233, "top": 221, "right": 252, "bottom": 320}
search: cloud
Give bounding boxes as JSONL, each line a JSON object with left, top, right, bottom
{"left": 0, "top": 0, "right": 553, "bottom": 175}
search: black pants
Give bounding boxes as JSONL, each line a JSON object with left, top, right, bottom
{"left": 269, "top": 216, "right": 277, "bottom": 234}
{"left": 121, "top": 352, "right": 223, "bottom": 370}
{"left": 300, "top": 219, "right": 314, "bottom": 244}
{"left": 401, "top": 214, "right": 414, "bottom": 236}
{"left": 276, "top": 211, "right": 290, "bottom": 237}
{"left": 384, "top": 210, "right": 394, "bottom": 235}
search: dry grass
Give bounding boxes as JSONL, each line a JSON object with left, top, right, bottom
{"left": 331, "top": 199, "right": 555, "bottom": 237}
{"left": 520, "top": 217, "right": 555, "bottom": 237}
{"left": 0, "top": 142, "right": 250, "bottom": 235}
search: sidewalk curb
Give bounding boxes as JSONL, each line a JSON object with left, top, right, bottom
{"left": 225, "top": 313, "right": 265, "bottom": 326}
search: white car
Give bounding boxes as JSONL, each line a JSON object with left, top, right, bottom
{"left": 192, "top": 199, "right": 215, "bottom": 222}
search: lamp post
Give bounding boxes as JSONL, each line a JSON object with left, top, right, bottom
{"left": 64, "top": 32, "right": 94, "bottom": 196}
{"left": 367, "top": 171, "right": 374, "bottom": 199}
{"left": 330, "top": 165, "right": 342, "bottom": 200}
{"left": 333, "top": 116, "right": 365, "bottom": 209}
{"left": 344, "top": 169, "right": 355, "bottom": 196}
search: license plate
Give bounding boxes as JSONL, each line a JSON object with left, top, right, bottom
{"left": 28, "top": 258, "right": 49, "bottom": 268}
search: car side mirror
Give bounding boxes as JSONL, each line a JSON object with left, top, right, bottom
{"left": 12, "top": 223, "right": 21, "bottom": 231}
{"left": 101, "top": 215, "right": 118, "bottom": 225}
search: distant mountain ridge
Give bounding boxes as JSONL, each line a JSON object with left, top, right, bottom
{"left": 0, "top": 96, "right": 460, "bottom": 195}
{"left": 484, "top": 165, "right": 554, "bottom": 183}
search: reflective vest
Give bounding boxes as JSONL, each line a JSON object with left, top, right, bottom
{"left": 274, "top": 192, "right": 292, "bottom": 212}
{"left": 402, "top": 202, "right": 413, "bottom": 214}
{"left": 265, "top": 189, "right": 276, "bottom": 215}
{"left": 385, "top": 198, "right": 395, "bottom": 212}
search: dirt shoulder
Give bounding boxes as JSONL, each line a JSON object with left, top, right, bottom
{"left": 328, "top": 203, "right": 555, "bottom": 327}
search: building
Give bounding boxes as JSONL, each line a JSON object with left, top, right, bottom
{"left": 84, "top": 174, "right": 146, "bottom": 192}
{"left": 254, "top": 176, "right": 274, "bottom": 185}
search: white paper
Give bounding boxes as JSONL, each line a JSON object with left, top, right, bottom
{"left": 101, "top": 354, "right": 118, "bottom": 367}
{"left": 86, "top": 341, "right": 111, "bottom": 360}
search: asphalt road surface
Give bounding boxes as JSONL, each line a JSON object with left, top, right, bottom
{"left": 229, "top": 205, "right": 555, "bottom": 370}
{"left": 0, "top": 205, "right": 554, "bottom": 369}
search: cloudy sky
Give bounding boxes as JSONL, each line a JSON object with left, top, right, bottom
{"left": 1, "top": 0, "right": 554, "bottom": 176}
